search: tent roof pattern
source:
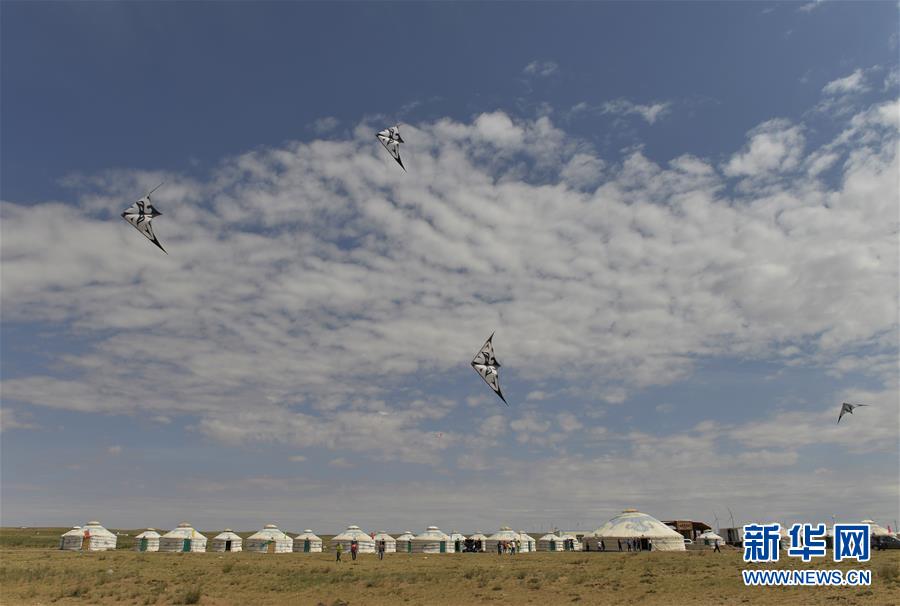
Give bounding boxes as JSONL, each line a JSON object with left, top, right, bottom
{"left": 593, "top": 510, "right": 684, "bottom": 539}
{"left": 487, "top": 526, "right": 519, "bottom": 541}
{"left": 135, "top": 529, "right": 161, "bottom": 539}
{"left": 80, "top": 521, "right": 116, "bottom": 538}
{"left": 373, "top": 532, "right": 395, "bottom": 541}
{"left": 294, "top": 530, "right": 322, "bottom": 540}
{"left": 162, "top": 522, "right": 207, "bottom": 540}
{"left": 213, "top": 530, "right": 242, "bottom": 541}
{"left": 469, "top": 532, "right": 487, "bottom": 540}
{"left": 696, "top": 531, "right": 724, "bottom": 541}
{"left": 395, "top": 531, "right": 416, "bottom": 541}
{"left": 861, "top": 520, "right": 892, "bottom": 536}
{"left": 333, "top": 525, "right": 373, "bottom": 542}
{"left": 248, "top": 524, "right": 291, "bottom": 541}
{"left": 518, "top": 532, "right": 535, "bottom": 542}
{"left": 539, "top": 533, "right": 560, "bottom": 541}
{"left": 414, "top": 526, "right": 449, "bottom": 541}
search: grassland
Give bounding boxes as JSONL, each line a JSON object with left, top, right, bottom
{"left": 1, "top": 528, "right": 898, "bottom": 605}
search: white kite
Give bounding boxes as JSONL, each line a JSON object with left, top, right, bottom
{"left": 471, "top": 332, "right": 508, "bottom": 406}
{"left": 121, "top": 183, "right": 167, "bottom": 254}
{"left": 376, "top": 125, "right": 405, "bottom": 171}
{"left": 837, "top": 402, "right": 867, "bottom": 424}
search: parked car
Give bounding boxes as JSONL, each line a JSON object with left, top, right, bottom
{"left": 875, "top": 536, "right": 900, "bottom": 550}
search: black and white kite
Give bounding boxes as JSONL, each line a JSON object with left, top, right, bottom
{"left": 376, "top": 125, "right": 406, "bottom": 171}
{"left": 121, "top": 183, "right": 167, "bottom": 254}
{"left": 837, "top": 402, "right": 867, "bottom": 424}
{"left": 471, "top": 332, "right": 508, "bottom": 406}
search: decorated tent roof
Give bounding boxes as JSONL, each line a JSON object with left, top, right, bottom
{"left": 162, "top": 522, "right": 206, "bottom": 540}
{"left": 539, "top": 533, "right": 560, "bottom": 541}
{"left": 248, "top": 524, "right": 291, "bottom": 541}
{"left": 213, "top": 529, "right": 242, "bottom": 541}
{"left": 395, "top": 531, "right": 416, "bottom": 541}
{"left": 135, "top": 529, "right": 161, "bottom": 539}
{"left": 593, "top": 510, "right": 684, "bottom": 539}
{"left": 80, "top": 521, "right": 116, "bottom": 538}
{"left": 333, "top": 525, "right": 373, "bottom": 542}
{"left": 294, "top": 529, "right": 322, "bottom": 540}
{"left": 487, "top": 526, "right": 519, "bottom": 541}
{"left": 373, "top": 532, "right": 395, "bottom": 541}
{"left": 414, "top": 526, "right": 449, "bottom": 541}
{"left": 861, "top": 520, "right": 892, "bottom": 536}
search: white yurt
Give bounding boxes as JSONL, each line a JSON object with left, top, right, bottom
{"left": 538, "top": 533, "right": 564, "bottom": 551}
{"left": 517, "top": 532, "right": 536, "bottom": 552}
{"left": 293, "top": 530, "right": 323, "bottom": 553}
{"left": 373, "top": 532, "right": 396, "bottom": 553}
{"left": 331, "top": 525, "right": 375, "bottom": 553}
{"left": 448, "top": 531, "right": 466, "bottom": 553}
{"left": 695, "top": 530, "right": 724, "bottom": 548}
{"left": 588, "top": 509, "right": 686, "bottom": 551}
{"left": 245, "top": 524, "right": 292, "bottom": 553}
{"left": 395, "top": 530, "right": 415, "bottom": 554}
{"left": 485, "top": 526, "right": 520, "bottom": 552}
{"left": 560, "top": 533, "right": 582, "bottom": 551}
{"left": 134, "top": 529, "right": 161, "bottom": 552}
{"left": 60, "top": 521, "right": 117, "bottom": 551}
{"left": 468, "top": 531, "right": 487, "bottom": 552}
{"left": 159, "top": 522, "right": 207, "bottom": 552}
{"left": 861, "top": 520, "right": 892, "bottom": 537}
{"left": 211, "top": 529, "right": 243, "bottom": 552}
{"left": 411, "top": 526, "right": 450, "bottom": 553}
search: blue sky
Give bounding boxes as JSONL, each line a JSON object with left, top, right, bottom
{"left": 2, "top": 1, "right": 898, "bottom": 534}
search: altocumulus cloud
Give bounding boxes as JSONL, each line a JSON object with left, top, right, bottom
{"left": 1, "top": 90, "right": 898, "bottom": 524}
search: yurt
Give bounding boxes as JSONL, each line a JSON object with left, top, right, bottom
{"left": 293, "top": 530, "right": 323, "bottom": 553}
{"left": 695, "top": 531, "right": 724, "bottom": 549}
{"left": 395, "top": 530, "right": 415, "bottom": 554}
{"left": 159, "top": 522, "right": 207, "bottom": 552}
{"left": 245, "top": 524, "right": 292, "bottom": 554}
{"left": 485, "top": 526, "right": 520, "bottom": 553}
{"left": 517, "top": 532, "right": 536, "bottom": 552}
{"left": 538, "top": 533, "right": 564, "bottom": 551}
{"left": 560, "top": 533, "right": 581, "bottom": 551}
{"left": 468, "top": 531, "right": 487, "bottom": 552}
{"left": 411, "top": 526, "right": 450, "bottom": 553}
{"left": 211, "top": 529, "right": 243, "bottom": 552}
{"left": 373, "top": 532, "right": 396, "bottom": 553}
{"left": 448, "top": 531, "right": 466, "bottom": 553}
{"left": 134, "top": 529, "right": 161, "bottom": 552}
{"left": 331, "top": 525, "right": 375, "bottom": 553}
{"left": 588, "top": 509, "right": 686, "bottom": 551}
{"left": 861, "top": 520, "right": 892, "bottom": 537}
{"left": 60, "top": 521, "right": 117, "bottom": 551}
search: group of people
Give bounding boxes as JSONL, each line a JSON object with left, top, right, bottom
{"left": 496, "top": 540, "right": 521, "bottom": 555}
{"left": 335, "top": 539, "right": 389, "bottom": 561}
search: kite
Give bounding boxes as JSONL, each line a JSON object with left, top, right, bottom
{"left": 837, "top": 402, "right": 867, "bottom": 424}
{"left": 121, "top": 183, "right": 167, "bottom": 254}
{"left": 471, "top": 332, "right": 508, "bottom": 406}
{"left": 376, "top": 125, "right": 406, "bottom": 171}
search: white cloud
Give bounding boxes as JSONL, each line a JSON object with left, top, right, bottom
{"left": 523, "top": 60, "right": 558, "bottom": 77}
{"left": 0, "top": 409, "right": 36, "bottom": 432}
{"left": 655, "top": 403, "right": 675, "bottom": 414}
{"left": 288, "top": 455, "right": 307, "bottom": 462}
{"left": 822, "top": 69, "right": 869, "bottom": 96}
{"left": 107, "top": 445, "right": 122, "bottom": 456}
{"left": 1, "top": 101, "right": 897, "bottom": 470}
{"left": 601, "top": 98, "right": 671, "bottom": 124}
{"left": 557, "top": 412, "right": 582, "bottom": 433}
{"left": 329, "top": 457, "right": 353, "bottom": 468}
{"left": 310, "top": 116, "right": 340, "bottom": 134}
{"left": 798, "top": 0, "right": 826, "bottom": 13}
{"left": 723, "top": 118, "right": 804, "bottom": 177}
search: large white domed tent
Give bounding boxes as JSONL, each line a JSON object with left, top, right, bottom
{"left": 696, "top": 530, "right": 724, "bottom": 549}
{"left": 485, "top": 526, "right": 520, "bottom": 553}
{"left": 332, "top": 525, "right": 375, "bottom": 553}
{"left": 861, "top": 519, "right": 892, "bottom": 537}
{"left": 246, "top": 524, "right": 292, "bottom": 553}
{"left": 211, "top": 529, "right": 243, "bottom": 552}
{"left": 560, "top": 533, "right": 581, "bottom": 551}
{"left": 588, "top": 510, "right": 686, "bottom": 551}
{"left": 373, "top": 532, "right": 396, "bottom": 553}
{"left": 134, "top": 529, "right": 161, "bottom": 552}
{"left": 395, "top": 531, "right": 415, "bottom": 554}
{"left": 538, "top": 533, "right": 564, "bottom": 551}
{"left": 517, "top": 532, "right": 536, "bottom": 552}
{"left": 411, "top": 526, "right": 450, "bottom": 553}
{"left": 159, "top": 522, "right": 207, "bottom": 552}
{"left": 448, "top": 531, "right": 466, "bottom": 553}
{"left": 293, "top": 530, "right": 323, "bottom": 553}
{"left": 59, "top": 521, "right": 117, "bottom": 551}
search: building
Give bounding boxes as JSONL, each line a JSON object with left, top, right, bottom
{"left": 59, "top": 522, "right": 117, "bottom": 551}
{"left": 395, "top": 530, "right": 415, "bottom": 554}
{"left": 538, "top": 533, "right": 564, "bottom": 551}
{"left": 586, "top": 509, "right": 686, "bottom": 551}
{"left": 517, "top": 532, "right": 536, "bottom": 552}
{"left": 211, "top": 529, "right": 243, "bottom": 552}
{"left": 293, "top": 530, "right": 323, "bottom": 553}
{"left": 245, "top": 524, "right": 292, "bottom": 553}
{"left": 134, "top": 529, "right": 161, "bottom": 552}
{"left": 485, "top": 526, "right": 520, "bottom": 553}
{"left": 448, "top": 531, "right": 466, "bottom": 553}
{"left": 331, "top": 525, "right": 375, "bottom": 553}
{"left": 411, "top": 526, "right": 450, "bottom": 553}
{"left": 159, "top": 522, "right": 207, "bottom": 552}
{"left": 467, "top": 531, "right": 487, "bottom": 552}
{"left": 661, "top": 520, "right": 712, "bottom": 542}
{"left": 373, "top": 531, "right": 396, "bottom": 553}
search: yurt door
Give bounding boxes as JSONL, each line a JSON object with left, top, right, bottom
{"left": 225, "top": 540, "right": 232, "bottom": 552}
{"left": 304, "top": 539, "right": 310, "bottom": 553}
{"left": 407, "top": 541, "right": 412, "bottom": 553}
{"left": 439, "top": 541, "right": 446, "bottom": 553}
{"left": 455, "top": 540, "right": 461, "bottom": 552}
{"left": 140, "top": 538, "right": 148, "bottom": 552}
{"left": 267, "top": 540, "right": 276, "bottom": 554}
{"left": 182, "top": 539, "right": 191, "bottom": 552}
{"left": 550, "top": 540, "right": 556, "bottom": 551}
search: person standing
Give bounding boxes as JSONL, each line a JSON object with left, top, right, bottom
{"left": 600, "top": 540, "right": 605, "bottom": 552}
{"left": 350, "top": 540, "right": 358, "bottom": 561}
{"left": 713, "top": 539, "right": 721, "bottom": 553}
{"left": 335, "top": 542, "right": 343, "bottom": 562}
{"left": 378, "top": 540, "right": 385, "bottom": 560}
{"left": 497, "top": 541, "right": 503, "bottom": 555}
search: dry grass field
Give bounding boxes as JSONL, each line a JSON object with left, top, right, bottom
{"left": 1, "top": 529, "right": 898, "bottom": 605}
